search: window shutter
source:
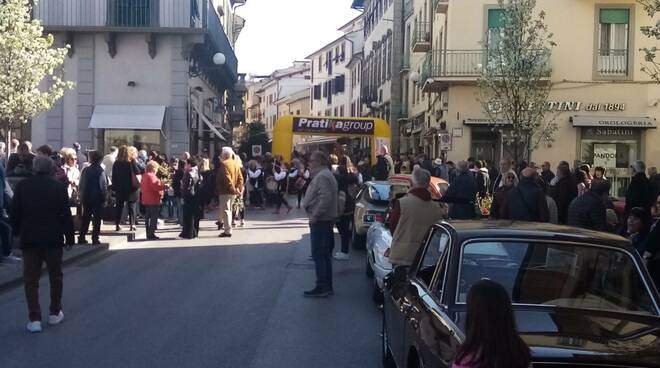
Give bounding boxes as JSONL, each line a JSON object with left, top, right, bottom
{"left": 487, "top": 9, "right": 505, "bottom": 28}
{"left": 313, "top": 85, "right": 321, "bottom": 100}
{"left": 600, "top": 9, "right": 629, "bottom": 24}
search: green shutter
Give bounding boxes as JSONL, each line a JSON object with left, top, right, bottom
{"left": 488, "top": 9, "right": 505, "bottom": 28}
{"left": 600, "top": 9, "right": 629, "bottom": 24}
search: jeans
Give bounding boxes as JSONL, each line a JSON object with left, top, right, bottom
{"left": 310, "top": 221, "right": 334, "bottom": 290}
{"left": 115, "top": 192, "right": 137, "bottom": 226}
{"left": 218, "top": 194, "right": 235, "bottom": 234}
{"left": 0, "top": 217, "right": 13, "bottom": 257}
{"left": 336, "top": 215, "right": 352, "bottom": 254}
{"left": 144, "top": 205, "right": 160, "bottom": 238}
{"left": 23, "top": 247, "right": 63, "bottom": 321}
{"left": 79, "top": 203, "right": 102, "bottom": 241}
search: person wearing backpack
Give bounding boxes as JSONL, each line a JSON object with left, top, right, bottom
{"left": 179, "top": 158, "right": 203, "bottom": 239}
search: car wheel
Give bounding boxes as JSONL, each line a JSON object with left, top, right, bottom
{"left": 382, "top": 311, "right": 396, "bottom": 368}
{"left": 352, "top": 228, "right": 366, "bottom": 250}
{"left": 366, "top": 252, "right": 374, "bottom": 278}
{"left": 372, "top": 277, "right": 384, "bottom": 304}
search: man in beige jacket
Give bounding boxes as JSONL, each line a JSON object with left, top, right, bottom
{"left": 215, "top": 147, "right": 244, "bottom": 237}
{"left": 387, "top": 167, "right": 446, "bottom": 268}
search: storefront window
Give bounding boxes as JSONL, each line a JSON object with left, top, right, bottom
{"left": 580, "top": 127, "right": 640, "bottom": 198}
{"left": 104, "top": 129, "right": 162, "bottom": 153}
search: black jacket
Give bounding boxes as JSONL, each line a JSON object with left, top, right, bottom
{"left": 541, "top": 170, "right": 555, "bottom": 186}
{"left": 10, "top": 174, "right": 75, "bottom": 248}
{"left": 503, "top": 177, "right": 550, "bottom": 222}
{"left": 79, "top": 164, "right": 108, "bottom": 205}
{"left": 551, "top": 176, "right": 578, "bottom": 225}
{"left": 6, "top": 153, "right": 35, "bottom": 177}
{"left": 626, "top": 173, "right": 655, "bottom": 214}
{"left": 111, "top": 161, "right": 140, "bottom": 196}
{"left": 442, "top": 172, "right": 477, "bottom": 219}
{"left": 566, "top": 191, "right": 608, "bottom": 232}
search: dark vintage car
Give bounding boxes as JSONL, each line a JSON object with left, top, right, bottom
{"left": 383, "top": 221, "right": 660, "bottom": 368}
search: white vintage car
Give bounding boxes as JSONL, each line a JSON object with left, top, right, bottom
{"left": 365, "top": 221, "right": 393, "bottom": 303}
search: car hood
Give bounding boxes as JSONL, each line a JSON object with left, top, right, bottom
{"left": 452, "top": 308, "right": 660, "bottom": 366}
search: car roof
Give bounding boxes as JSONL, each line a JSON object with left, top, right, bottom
{"left": 442, "top": 220, "right": 632, "bottom": 250}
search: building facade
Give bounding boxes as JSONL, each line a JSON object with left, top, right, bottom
{"left": 32, "top": 0, "right": 242, "bottom": 157}
{"left": 307, "top": 16, "right": 365, "bottom": 119}
{"left": 413, "top": 0, "right": 658, "bottom": 197}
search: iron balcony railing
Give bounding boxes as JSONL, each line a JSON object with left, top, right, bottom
{"left": 420, "top": 49, "right": 551, "bottom": 81}
{"left": 34, "top": 0, "right": 237, "bottom": 81}
{"left": 412, "top": 21, "right": 431, "bottom": 45}
{"left": 598, "top": 49, "right": 628, "bottom": 76}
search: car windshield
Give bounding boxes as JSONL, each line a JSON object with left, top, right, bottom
{"left": 365, "top": 183, "right": 391, "bottom": 204}
{"left": 457, "top": 241, "right": 657, "bottom": 315}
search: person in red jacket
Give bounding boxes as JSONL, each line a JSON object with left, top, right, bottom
{"left": 141, "top": 161, "right": 167, "bottom": 240}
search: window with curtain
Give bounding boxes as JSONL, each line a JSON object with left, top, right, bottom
{"left": 598, "top": 9, "right": 629, "bottom": 76}
{"left": 487, "top": 9, "right": 505, "bottom": 50}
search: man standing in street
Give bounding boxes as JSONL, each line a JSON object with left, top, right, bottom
{"left": 303, "top": 151, "right": 338, "bottom": 297}
{"left": 541, "top": 161, "right": 555, "bottom": 186}
{"left": 387, "top": 168, "right": 446, "bottom": 268}
{"left": 626, "top": 160, "right": 655, "bottom": 216}
{"left": 216, "top": 147, "right": 243, "bottom": 238}
{"left": 491, "top": 158, "right": 519, "bottom": 194}
{"left": 567, "top": 180, "right": 611, "bottom": 232}
{"left": 381, "top": 145, "right": 395, "bottom": 177}
{"left": 78, "top": 150, "right": 108, "bottom": 245}
{"left": 11, "top": 156, "right": 75, "bottom": 333}
{"left": 172, "top": 152, "right": 190, "bottom": 226}
{"left": 503, "top": 168, "right": 550, "bottom": 222}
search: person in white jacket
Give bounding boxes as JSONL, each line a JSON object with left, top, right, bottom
{"left": 289, "top": 162, "right": 310, "bottom": 208}
{"left": 247, "top": 160, "right": 264, "bottom": 209}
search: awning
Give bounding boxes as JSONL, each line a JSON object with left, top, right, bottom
{"left": 199, "top": 113, "right": 226, "bottom": 141}
{"left": 89, "top": 105, "right": 166, "bottom": 130}
{"left": 571, "top": 116, "right": 657, "bottom": 128}
{"left": 463, "top": 118, "right": 511, "bottom": 126}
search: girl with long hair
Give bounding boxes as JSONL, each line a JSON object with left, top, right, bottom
{"left": 453, "top": 280, "right": 532, "bottom": 368}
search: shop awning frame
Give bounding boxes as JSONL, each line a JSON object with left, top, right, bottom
{"left": 89, "top": 105, "right": 167, "bottom": 139}
{"left": 199, "top": 113, "right": 227, "bottom": 141}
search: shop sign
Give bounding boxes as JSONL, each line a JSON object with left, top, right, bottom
{"left": 588, "top": 128, "right": 635, "bottom": 137}
{"left": 292, "top": 117, "right": 375, "bottom": 135}
{"left": 452, "top": 127, "right": 463, "bottom": 137}
{"left": 594, "top": 144, "right": 617, "bottom": 168}
{"left": 252, "top": 145, "right": 262, "bottom": 157}
{"left": 487, "top": 101, "right": 627, "bottom": 113}
{"left": 572, "top": 116, "right": 657, "bottom": 128}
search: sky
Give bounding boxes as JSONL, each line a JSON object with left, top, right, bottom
{"left": 233, "top": 0, "right": 361, "bottom": 76}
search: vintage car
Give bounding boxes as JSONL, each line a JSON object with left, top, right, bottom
{"left": 354, "top": 175, "right": 448, "bottom": 249}
{"left": 383, "top": 221, "right": 660, "bottom": 368}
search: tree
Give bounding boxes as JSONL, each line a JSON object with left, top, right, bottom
{"left": 477, "top": 0, "right": 557, "bottom": 163}
{"left": 0, "top": 0, "right": 74, "bottom": 146}
{"left": 238, "top": 122, "right": 271, "bottom": 159}
{"left": 638, "top": 0, "right": 660, "bottom": 81}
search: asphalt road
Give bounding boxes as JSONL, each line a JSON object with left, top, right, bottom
{"left": 0, "top": 209, "right": 381, "bottom": 368}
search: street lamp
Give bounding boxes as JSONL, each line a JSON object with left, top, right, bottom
{"left": 409, "top": 71, "right": 421, "bottom": 83}
{"left": 213, "top": 52, "right": 226, "bottom": 66}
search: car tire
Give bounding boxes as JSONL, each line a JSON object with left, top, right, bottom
{"left": 382, "top": 310, "right": 396, "bottom": 368}
{"left": 372, "top": 277, "right": 384, "bottom": 304}
{"left": 352, "top": 228, "right": 366, "bottom": 250}
{"left": 366, "top": 252, "right": 374, "bottom": 278}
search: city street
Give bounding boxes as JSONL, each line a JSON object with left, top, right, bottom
{"left": 0, "top": 209, "right": 381, "bottom": 368}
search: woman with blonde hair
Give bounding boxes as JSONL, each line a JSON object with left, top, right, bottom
{"left": 140, "top": 161, "right": 167, "bottom": 240}
{"left": 60, "top": 147, "right": 81, "bottom": 200}
{"left": 111, "top": 145, "right": 141, "bottom": 231}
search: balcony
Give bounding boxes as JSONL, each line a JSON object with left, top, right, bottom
{"left": 404, "top": 0, "right": 414, "bottom": 19}
{"left": 34, "top": 0, "right": 237, "bottom": 82}
{"left": 434, "top": 0, "right": 448, "bottom": 13}
{"left": 597, "top": 49, "right": 628, "bottom": 77}
{"left": 420, "top": 49, "right": 551, "bottom": 93}
{"left": 412, "top": 21, "right": 431, "bottom": 53}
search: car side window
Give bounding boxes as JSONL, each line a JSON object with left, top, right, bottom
{"left": 416, "top": 229, "right": 450, "bottom": 290}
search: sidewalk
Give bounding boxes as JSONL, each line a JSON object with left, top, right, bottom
{"left": 0, "top": 218, "right": 162, "bottom": 292}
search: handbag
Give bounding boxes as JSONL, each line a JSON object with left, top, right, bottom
{"left": 131, "top": 172, "right": 140, "bottom": 190}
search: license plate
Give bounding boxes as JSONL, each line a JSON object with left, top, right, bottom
{"left": 363, "top": 215, "right": 375, "bottom": 223}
